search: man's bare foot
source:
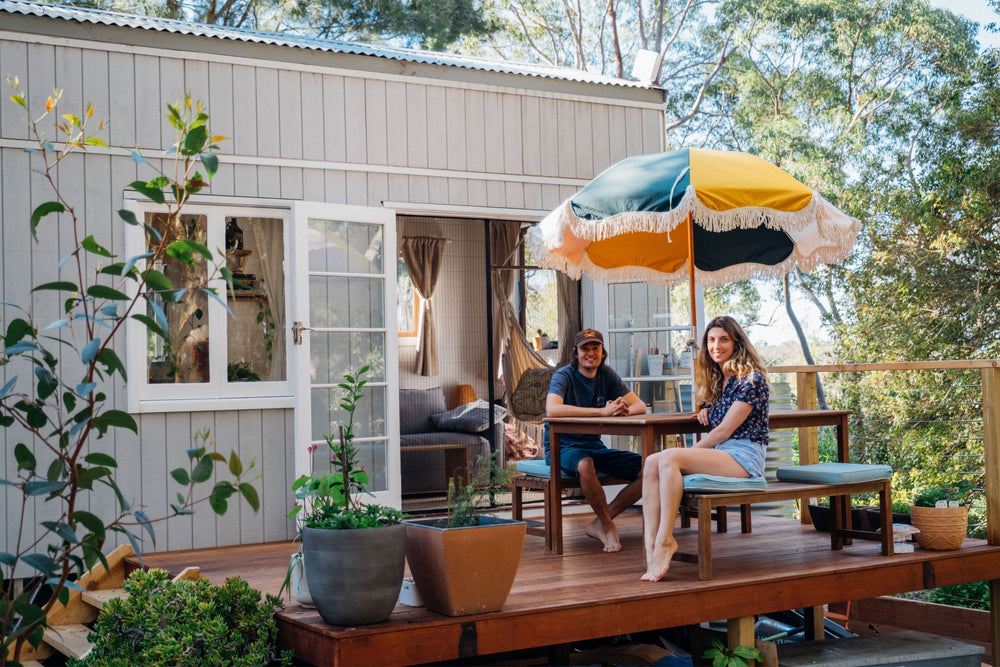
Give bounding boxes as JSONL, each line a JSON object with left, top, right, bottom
{"left": 640, "top": 540, "right": 677, "bottom": 581}
{"left": 585, "top": 517, "right": 622, "bottom": 552}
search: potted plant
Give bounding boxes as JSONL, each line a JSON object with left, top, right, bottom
{"left": 909, "top": 481, "right": 973, "bottom": 551}
{"left": 288, "top": 366, "right": 407, "bottom": 626}
{"left": 404, "top": 456, "right": 526, "bottom": 616}
{"left": 806, "top": 499, "right": 876, "bottom": 532}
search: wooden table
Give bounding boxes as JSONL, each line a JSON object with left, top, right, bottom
{"left": 544, "top": 409, "right": 852, "bottom": 554}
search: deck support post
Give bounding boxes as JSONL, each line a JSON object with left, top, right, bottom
{"left": 804, "top": 605, "right": 825, "bottom": 640}
{"left": 728, "top": 615, "right": 756, "bottom": 665}
{"left": 796, "top": 371, "right": 820, "bottom": 526}
{"left": 982, "top": 367, "right": 1000, "bottom": 656}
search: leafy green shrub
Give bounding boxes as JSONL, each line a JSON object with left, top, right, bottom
{"left": 702, "top": 638, "right": 763, "bottom": 667}
{"left": 912, "top": 481, "right": 974, "bottom": 507}
{"left": 70, "top": 569, "right": 289, "bottom": 666}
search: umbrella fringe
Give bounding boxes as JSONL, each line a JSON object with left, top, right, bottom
{"left": 555, "top": 186, "right": 852, "bottom": 242}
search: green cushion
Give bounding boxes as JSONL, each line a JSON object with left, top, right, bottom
{"left": 682, "top": 474, "right": 767, "bottom": 493}
{"left": 776, "top": 463, "right": 892, "bottom": 484}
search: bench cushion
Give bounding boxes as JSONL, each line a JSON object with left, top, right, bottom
{"left": 515, "top": 459, "right": 612, "bottom": 480}
{"left": 682, "top": 474, "right": 768, "bottom": 493}
{"left": 776, "top": 462, "right": 892, "bottom": 484}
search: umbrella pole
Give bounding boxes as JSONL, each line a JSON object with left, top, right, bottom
{"left": 687, "top": 213, "right": 698, "bottom": 346}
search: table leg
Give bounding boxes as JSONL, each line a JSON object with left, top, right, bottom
{"left": 550, "top": 430, "right": 563, "bottom": 555}
{"left": 698, "top": 496, "right": 713, "bottom": 580}
{"left": 443, "top": 447, "right": 468, "bottom": 490}
{"left": 879, "top": 482, "right": 894, "bottom": 556}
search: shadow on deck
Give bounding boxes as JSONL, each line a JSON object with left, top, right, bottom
{"left": 134, "top": 510, "right": 1000, "bottom": 666}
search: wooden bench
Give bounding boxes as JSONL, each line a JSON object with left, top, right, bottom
{"left": 510, "top": 462, "right": 628, "bottom": 554}
{"left": 678, "top": 476, "right": 894, "bottom": 580}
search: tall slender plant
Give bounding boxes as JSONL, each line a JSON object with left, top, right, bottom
{"left": 288, "top": 365, "right": 404, "bottom": 529}
{"left": 1, "top": 79, "right": 259, "bottom": 665}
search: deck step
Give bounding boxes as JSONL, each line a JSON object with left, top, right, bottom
{"left": 82, "top": 587, "right": 126, "bottom": 609}
{"left": 43, "top": 623, "right": 93, "bottom": 659}
{"left": 20, "top": 661, "right": 45, "bottom": 667}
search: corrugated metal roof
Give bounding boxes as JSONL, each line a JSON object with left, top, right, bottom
{"left": 0, "top": 0, "right": 647, "bottom": 88}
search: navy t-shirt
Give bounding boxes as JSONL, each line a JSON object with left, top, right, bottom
{"left": 543, "top": 364, "right": 631, "bottom": 453}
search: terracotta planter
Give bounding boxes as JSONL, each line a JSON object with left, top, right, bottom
{"left": 909, "top": 504, "right": 969, "bottom": 550}
{"left": 405, "top": 516, "right": 526, "bottom": 616}
{"left": 302, "top": 524, "right": 406, "bottom": 625}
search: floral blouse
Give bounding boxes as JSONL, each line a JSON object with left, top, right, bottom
{"left": 706, "top": 370, "right": 769, "bottom": 447}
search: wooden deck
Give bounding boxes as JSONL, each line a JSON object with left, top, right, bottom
{"left": 134, "top": 510, "right": 1000, "bottom": 666}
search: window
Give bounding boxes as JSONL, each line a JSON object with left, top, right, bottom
{"left": 521, "top": 238, "right": 558, "bottom": 350}
{"left": 397, "top": 253, "right": 421, "bottom": 338}
{"left": 126, "top": 203, "right": 292, "bottom": 412}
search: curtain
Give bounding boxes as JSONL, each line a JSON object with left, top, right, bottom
{"left": 556, "top": 273, "right": 581, "bottom": 368}
{"left": 490, "top": 221, "right": 522, "bottom": 383}
{"left": 401, "top": 236, "right": 447, "bottom": 376}
{"left": 251, "top": 218, "right": 286, "bottom": 381}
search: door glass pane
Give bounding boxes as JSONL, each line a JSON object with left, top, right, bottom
{"left": 311, "top": 332, "right": 386, "bottom": 386}
{"left": 226, "top": 216, "right": 287, "bottom": 382}
{"left": 308, "top": 217, "right": 388, "bottom": 493}
{"left": 146, "top": 213, "right": 210, "bottom": 384}
{"left": 308, "top": 277, "right": 385, "bottom": 329}
{"left": 307, "top": 219, "right": 384, "bottom": 274}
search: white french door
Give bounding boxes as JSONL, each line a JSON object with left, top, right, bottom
{"left": 291, "top": 202, "right": 400, "bottom": 508}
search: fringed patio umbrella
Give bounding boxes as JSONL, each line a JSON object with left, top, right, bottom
{"left": 526, "top": 147, "right": 859, "bottom": 341}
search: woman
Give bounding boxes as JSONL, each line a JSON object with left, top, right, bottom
{"left": 640, "top": 316, "right": 769, "bottom": 582}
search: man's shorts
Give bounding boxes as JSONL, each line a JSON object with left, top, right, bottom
{"left": 549, "top": 445, "right": 641, "bottom": 482}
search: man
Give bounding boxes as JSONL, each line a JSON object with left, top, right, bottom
{"left": 545, "top": 328, "right": 645, "bottom": 552}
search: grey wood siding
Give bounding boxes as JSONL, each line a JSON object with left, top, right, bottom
{"left": 1, "top": 19, "right": 664, "bottom": 555}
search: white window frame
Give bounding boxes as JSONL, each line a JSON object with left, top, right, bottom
{"left": 124, "top": 200, "right": 294, "bottom": 413}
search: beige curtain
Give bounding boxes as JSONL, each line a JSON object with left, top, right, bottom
{"left": 401, "top": 236, "right": 447, "bottom": 376}
{"left": 556, "top": 274, "right": 581, "bottom": 368}
{"left": 251, "top": 218, "right": 286, "bottom": 381}
{"left": 490, "top": 221, "right": 522, "bottom": 382}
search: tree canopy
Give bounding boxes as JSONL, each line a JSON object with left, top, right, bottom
{"left": 67, "top": 0, "right": 496, "bottom": 48}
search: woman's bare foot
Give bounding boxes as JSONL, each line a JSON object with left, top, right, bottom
{"left": 585, "top": 517, "right": 622, "bottom": 552}
{"left": 640, "top": 539, "right": 677, "bottom": 581}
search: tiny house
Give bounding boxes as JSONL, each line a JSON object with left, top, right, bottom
{"left": 0, "top": 0, "right": 665, "bottom": 554}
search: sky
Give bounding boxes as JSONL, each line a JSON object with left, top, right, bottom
{"left": 930, "top": 0, "right": 999, "bottom": 49}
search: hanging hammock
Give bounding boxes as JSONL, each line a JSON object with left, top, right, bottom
{"left": 501, "top": 310, "right": 555, "bottom": 424}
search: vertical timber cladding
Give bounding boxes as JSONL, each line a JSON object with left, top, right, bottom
{"left": 0, "top": 5, "right": 665, "bottom": 553}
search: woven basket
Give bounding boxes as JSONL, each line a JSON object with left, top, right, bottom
{"left": 453, "top": 384, "right": 477, "bottom": 407}
{"left": 910, "top": 504, "right": 968, "bottom": 550}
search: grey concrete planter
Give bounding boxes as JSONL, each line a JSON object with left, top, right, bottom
{"left": 302, "top": 523, "right": 406, "bottom": 626}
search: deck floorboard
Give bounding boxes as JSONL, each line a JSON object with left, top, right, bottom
{"left": 133, "top": 511, "right": 1000, "bottom": 666}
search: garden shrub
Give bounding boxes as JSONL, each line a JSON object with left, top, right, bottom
{"left": 70, "top": 569, "right": 290, "bottom": 666}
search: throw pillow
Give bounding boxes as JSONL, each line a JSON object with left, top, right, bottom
{"left": 431, "top": 399, "right": 507, "bottom": 433}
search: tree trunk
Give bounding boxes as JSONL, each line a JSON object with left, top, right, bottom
{"left": 784, "top": 274, "right": 827, "bottom": 409}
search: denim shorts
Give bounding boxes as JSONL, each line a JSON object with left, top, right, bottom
{"left": 715, "top": 439, "right": 766, "bottom": 478}
{"left": 547, "top": 445, "right": 642, "bottom": 482}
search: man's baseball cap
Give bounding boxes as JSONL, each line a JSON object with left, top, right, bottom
{"left": 575, "top": 329, "right": 604, "bottom": 346}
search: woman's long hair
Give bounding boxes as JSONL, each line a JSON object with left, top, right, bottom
{"left": 694, "top": 316, "right": 768, "bottom": 408}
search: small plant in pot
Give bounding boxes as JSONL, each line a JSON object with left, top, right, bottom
{"left": 404, "top": 455, "right": 526, "bottom": 616}
{"left": 286, "top": 366, "right": 407, "bottom": 626}
{"left": 909, "top": 481, "right": 973, "bottom": 551}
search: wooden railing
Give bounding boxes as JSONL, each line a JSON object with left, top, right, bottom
{"left": 767, "top": 360, "right": 1000, "bottom": 654}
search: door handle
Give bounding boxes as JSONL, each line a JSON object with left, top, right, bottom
{"left": 292, "top": 321, "right": 313, "bottom": 345}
